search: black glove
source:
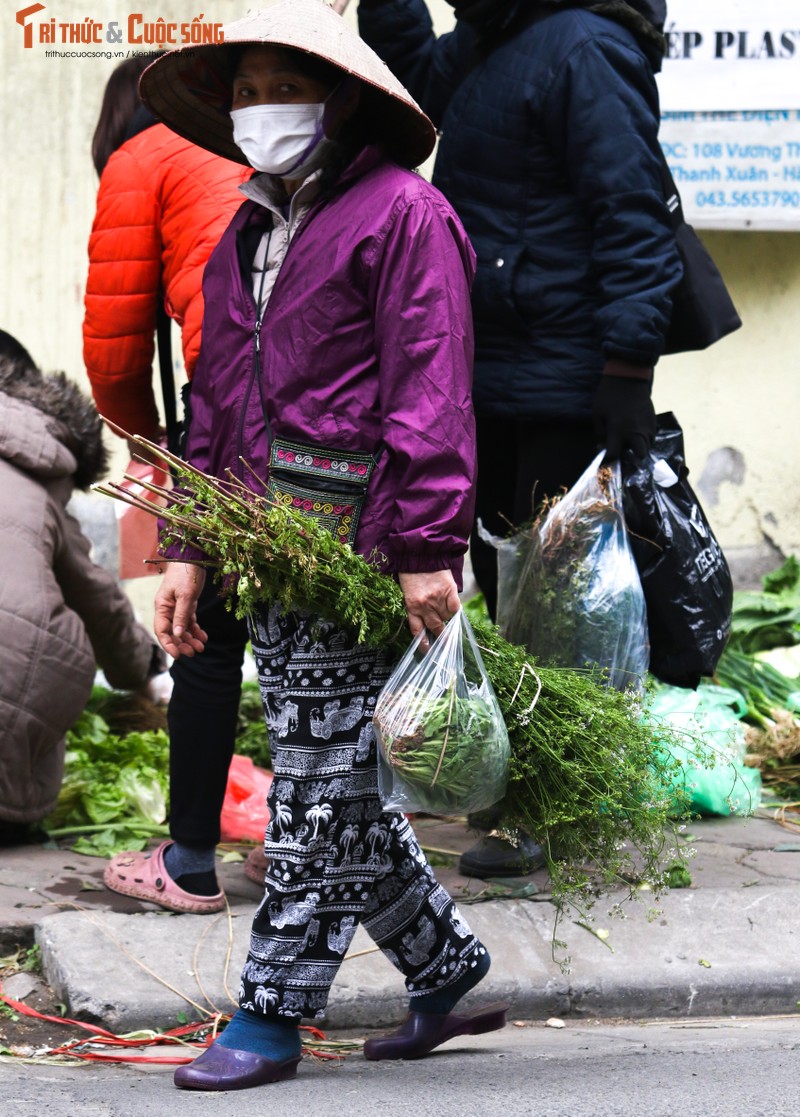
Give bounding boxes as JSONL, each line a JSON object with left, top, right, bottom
{"left": 591, "top": 373, "right": 656, "bottom": 463}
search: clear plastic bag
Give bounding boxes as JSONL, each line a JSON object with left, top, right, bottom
{"left": 373, "top": 611, "right": 510, "bottom": 815}
{"left": 496, "top": 451, "right": 650, "bottom": 692}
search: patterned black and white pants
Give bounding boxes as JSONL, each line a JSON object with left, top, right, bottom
{"left": 240, "top": 603, "right": 486, "bottom": 1021}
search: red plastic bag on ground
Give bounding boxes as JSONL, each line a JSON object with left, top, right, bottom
{"left": 219, "top": 754, "right": 272, "bottom": 843}
{"left": 117, "top": 458, "right": 172, "bottom": 579}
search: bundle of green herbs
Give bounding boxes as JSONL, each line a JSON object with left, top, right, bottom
{"left": 497, "top": 474, "right": 615, "bottom": 663}
{"left": 715, "top": 646, "right": 800, "bottom": 730}
{"left": 377, "top": 684, "right": 505, "bottom": 814}
{"left": 495, "top": 454, "right": 648, "bottom": 691}
{"left": 96, "top": 437, "right": 688, "bottom": 951}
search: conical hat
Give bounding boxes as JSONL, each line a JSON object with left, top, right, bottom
{"left": 139, "top": 0, "right": 436, "bottom": 167}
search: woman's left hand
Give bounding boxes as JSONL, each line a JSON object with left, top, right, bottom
{"left": 398, "top": 570, "right": 461, "bottom": 644}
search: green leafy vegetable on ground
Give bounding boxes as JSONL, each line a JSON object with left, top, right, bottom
{"left": 727, "top": 555, "right": 800, "bottom": 654}
{"left": 51, "top": 678, "right": 272, "bottom": 857}
{"left": 45, "top": 694, "right": 170, "bottom": 856}
{"left": 234, "top": 681, "right": 273, "bottom": 770}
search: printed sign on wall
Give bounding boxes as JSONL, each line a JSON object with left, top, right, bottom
{"left": 660, "top": 111, "right": 800, "bottom": 230}
{"left": 658, "top": 0, "right": 800, "bottom": 112}
{"left": 657, "top": 1, "right": 800, "bottom": 229}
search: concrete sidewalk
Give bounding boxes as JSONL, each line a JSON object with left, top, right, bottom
{"left": 1, "top": 812, "right": 799, "bottom": 1034}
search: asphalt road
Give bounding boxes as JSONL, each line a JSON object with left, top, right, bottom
{"left": 2, "top": 1015, "right": 798, "bottom": 1117}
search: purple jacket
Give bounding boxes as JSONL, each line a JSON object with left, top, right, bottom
{"left": 181, "top": 147, "right": 477, "bottom": 584}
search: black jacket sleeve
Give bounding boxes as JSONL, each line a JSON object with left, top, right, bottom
{"left": 358, "top": 0, "right": 473, "bottom": 126}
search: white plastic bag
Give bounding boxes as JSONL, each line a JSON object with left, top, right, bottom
{"left": 373, "top": 611, "right": 510, "bottom": 815}
{"left": 496, "top": 451, "right": 650, "bottom": 691}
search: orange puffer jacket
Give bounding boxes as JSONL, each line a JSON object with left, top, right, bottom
{"left": 83, "top": 123, "right": 250, "bottom": 438}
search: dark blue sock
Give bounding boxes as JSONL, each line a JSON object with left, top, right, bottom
{"left": 216, "top": 1008, "right": 301, "bottom": 1061}
{"left": 413, "top": 946, "right": 491, "bottom": 1015}
{"left": 163, "top": 842, "right": 219, "bottom": 896}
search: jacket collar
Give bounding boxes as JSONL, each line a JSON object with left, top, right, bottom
{"left": 237, "top": 144, "right": 386, "bottom": 222}
{"left": 335, "top": 144, "right": 387, "bottom": 188}
{"left": 239, "top": 169, "right": 322, "bottom": 228}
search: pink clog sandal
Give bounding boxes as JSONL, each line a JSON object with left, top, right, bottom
{"left": 103, "top": 840, "right": 225, "bottom": 914}
{"left": 243, "top": 846, "right": 269, "bottom": 886}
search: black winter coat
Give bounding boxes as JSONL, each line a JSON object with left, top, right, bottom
{"left": 359, "top": 2, "right": 683, "bottom": 421}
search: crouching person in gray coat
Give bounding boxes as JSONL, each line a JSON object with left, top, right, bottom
{"left": 0, "top": 330, "right": 163, "bottom": 839}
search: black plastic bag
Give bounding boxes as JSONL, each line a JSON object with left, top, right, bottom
{"left": 621, "top": 413, "right": 733, "bottom": 688}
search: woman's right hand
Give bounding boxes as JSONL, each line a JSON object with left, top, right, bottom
{"left": 154, "top": 563, "right": 209, "bottom": 659}
{"left": 398, "top": 570, "right": 461, "bottom": 647}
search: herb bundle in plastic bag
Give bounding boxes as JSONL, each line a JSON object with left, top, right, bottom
{"left": 495, "top": 451, "right": 649, "bottom": 691}
{"left": 373, "top": 611, "right": 510, "bottom": 814}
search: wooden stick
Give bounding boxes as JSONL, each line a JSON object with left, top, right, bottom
{"left": 331, "top": 0, "right": 353, "bottom": 14}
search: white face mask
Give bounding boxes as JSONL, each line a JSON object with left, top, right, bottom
{"left": 230, "top": 102, "right": 327, "bottom": 176}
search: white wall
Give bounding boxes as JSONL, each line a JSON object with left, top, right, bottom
{"left": 654, "top": 231, "right": 800, "bottom": 583}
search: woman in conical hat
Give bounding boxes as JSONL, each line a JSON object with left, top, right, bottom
{"left": 137, "top": 0, "right": 507, "bottom": 1091}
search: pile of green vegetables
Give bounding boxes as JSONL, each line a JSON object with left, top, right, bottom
{"left": 45, "top": 689, "right": 170, "bottom": 857}
{"left": 49, "top": 682, "right": 272, "bottom": 857}
{"left": 95, "top": 437, "right": 691, "bottom": 940}
{"left": 713, "top": 556, "right": 800, "bottom": 796}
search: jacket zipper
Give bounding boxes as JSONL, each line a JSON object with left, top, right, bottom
{"left": 236, "top": 226, "right": 272, "bottom": 479}
{"left": 233, "top": 191, "right": 343, "bottom": 480}
{"left": 267, "top": 467, "right": 369, "bottom": 497}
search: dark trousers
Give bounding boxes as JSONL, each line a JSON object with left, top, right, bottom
{"left": 470, "top": 415, "right": 598, "bottom": 621}
{"left": 167, "top": 578, "right": 249, "bottom": 848}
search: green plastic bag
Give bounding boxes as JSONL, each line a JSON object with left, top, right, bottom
{"left": 648, "top": 683, "right": 761, "bottom": 816}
